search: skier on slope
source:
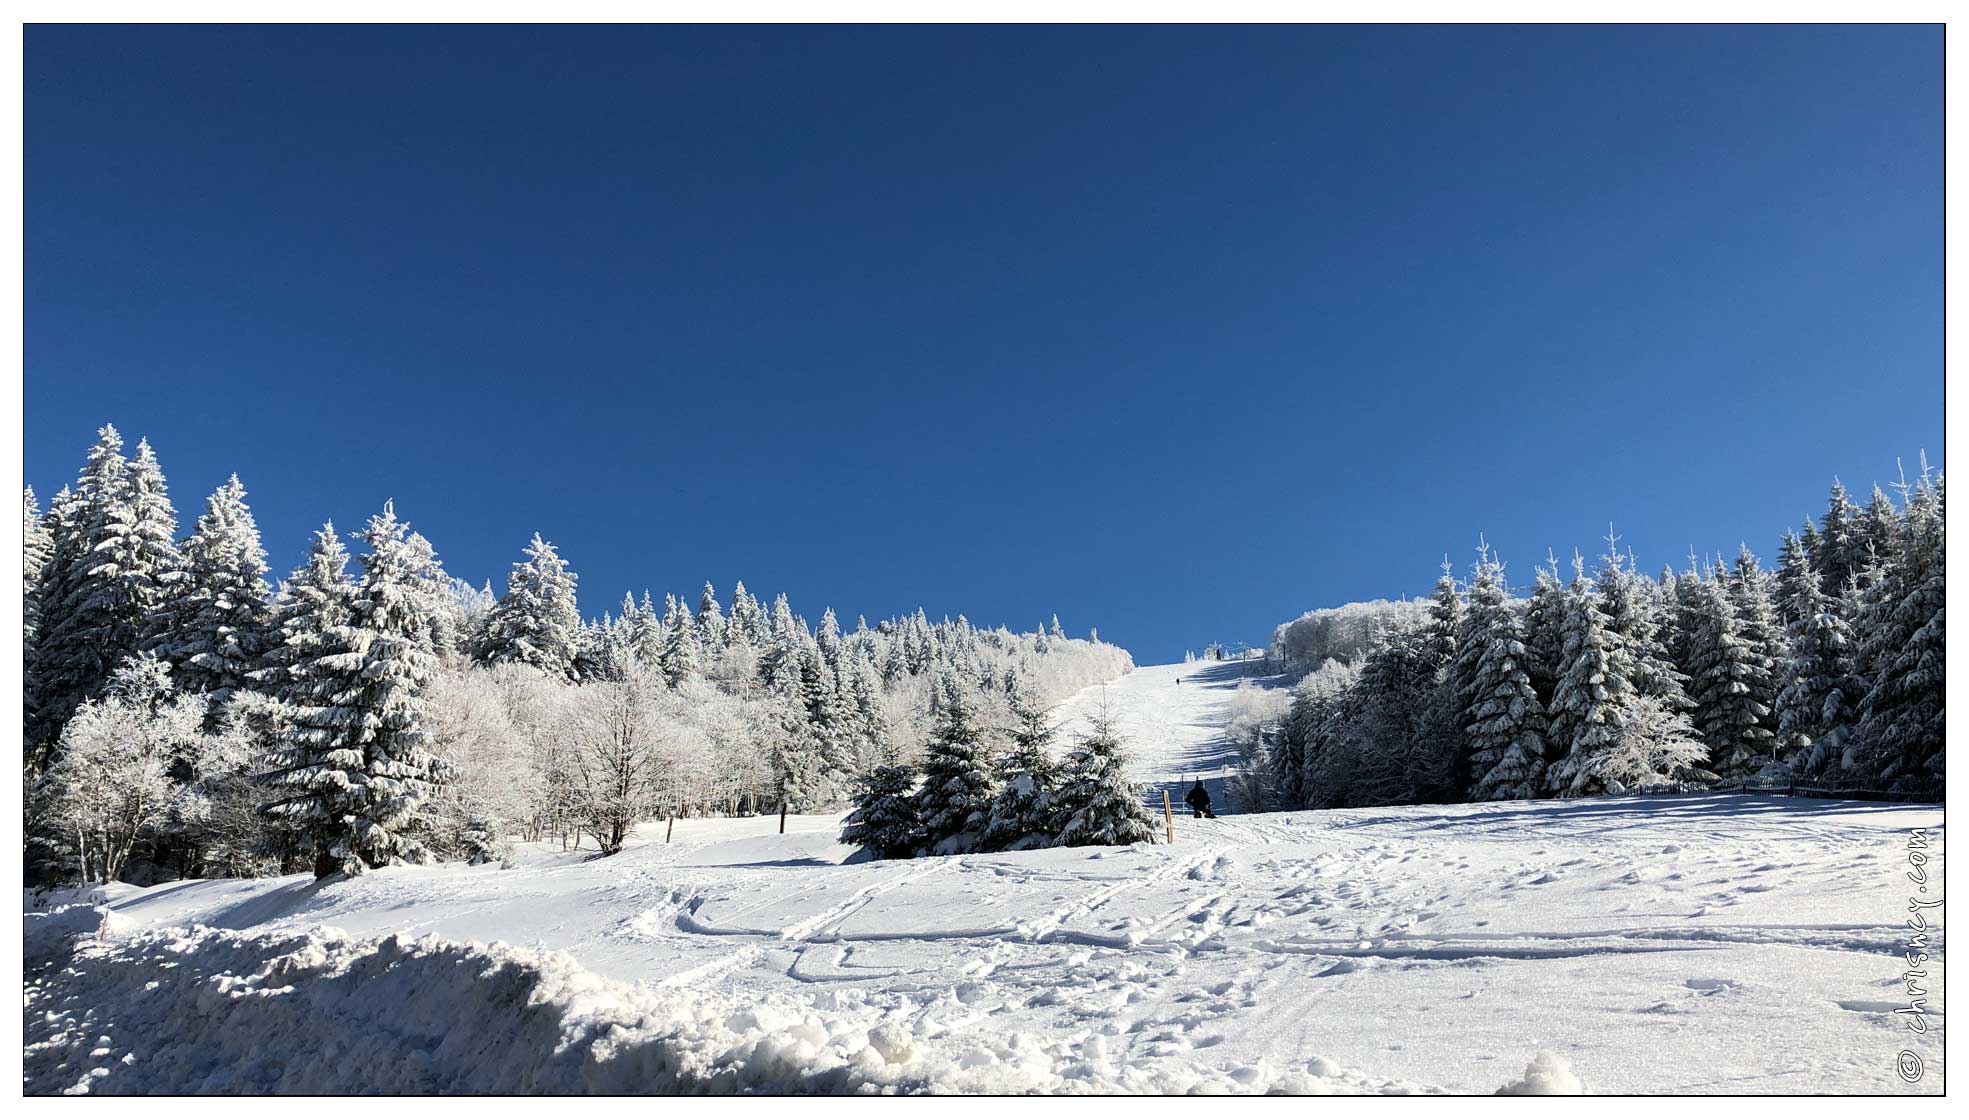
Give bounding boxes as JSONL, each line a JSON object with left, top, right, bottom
{"left": 1185, "top": 779, "right": 1216, "bottom": 819}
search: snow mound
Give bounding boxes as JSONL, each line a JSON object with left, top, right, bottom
{"left": 23, "top": 920, "right": 1426, "bottom": 1095}
{"left": 1495, "top": 1051, "right": 1586, "bottom": 1095}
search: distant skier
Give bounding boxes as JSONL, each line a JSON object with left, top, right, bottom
{"left": 1185, "top": 780, "right": 1215, "bottom": 819}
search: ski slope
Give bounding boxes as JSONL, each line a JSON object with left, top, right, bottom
{"left": 23, "top": 663, "right": 1947, "bottom": 1095}
{"left": 1048, "top": 656, "right": 1288, "bottom": 810}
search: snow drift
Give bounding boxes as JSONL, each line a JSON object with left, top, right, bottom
{"left": 24, "top": 907, "right": 1431, "bottom": 1095}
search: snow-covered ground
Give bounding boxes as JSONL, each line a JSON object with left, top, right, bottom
{"left": 24, "top": 663, "right": 1945, "bottom": 1095}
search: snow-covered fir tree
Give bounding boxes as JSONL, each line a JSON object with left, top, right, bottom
{"left": 1774, "top": 547, "right": 1866, "bottom": 774}
{"left": 981, "top": 673, "right": 1060, "bottom": 850}
{"left": 1544, "top": 556, "right": 1640, "bottom": 797}
{"left": 1813, "top": 480, "right": 1859, "bottom": 597}
{"left": 1685, "top": 575, "right": 1777, "bottom": 778}
{"left": 839, "top": 763, "right": 923, "bottom": 860}
{"left": 696, "top": 581, "right": 726, "bottom": 647}
{"left": 660, "top": 592, "right": 701, "bottom": 685}
{"left": 261, "top": 503, "right": 441, "bottom": 877}
{"left": 32, "top": 427, "right": 180, "bottom": 749}
{"left": 1520, "top": 559, "right": 1568, "bottom": 710}
{"left": 1851, "top": 469, "right": 1944, "bottom": 791}
{"left": 476, "top": 533, "right": 582, "bottom": 679}
{"left": 1053, "top": 709, "right": 1159, "bottom": 847}
{"left": 1597, "top": 538, "right": 1690, "bottom": 714}
{"left": 23, "top": 487, "right": 51, "bottom": 647}
{"left": 912, "top": 678, "right": 997, "bottom": 854}
{"left": 145, "top": 475, "right": 271, "bottom": 709}
{"left": 727, "top": 581, "right": 765, "bottom": 647}
{"left": 255, "top": 523, "right": 354, "bottom": 697}
{"left": 1459, "top": 552, "right": 1549, "bottom": 800}
{"left": 1729, "top": 546, "right": 1786, "bottom": 739}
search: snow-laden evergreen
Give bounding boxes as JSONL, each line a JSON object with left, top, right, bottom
{"left": 912, "top": 679, "right": 996, "bottom": 855}
{"left": 476, "top": 533, "right": 582, "bottom": 680}
{"left": 1683, "top": 574, "right": 1776, "bottom": 779}
{"left": 145, "top": 475, "right": 271, "bottom": 708}
{"left": 262, "top": 504, "right": 440, "bottom": 877}
{"left": 1596, "top": 541, "right": 1689, "bottom": 713}
{"left": 695, "top": 581, "right": 726, "bottom": 648}
{"left": 1851, "top": 469, "right": 1944, "bottom": 791}
{"left": 839, "top": 764, "right": 923, "bottom": 860}
{"left": 1813, "top": 479, "right": 1859, "bottom": 597}
{"left": 980, "top": 674, "right": 1060, "bottom": 850}
{"left": 1771, "top": 538, "right": 1866, "bottom": 776}
{"left": 32, "top": 427, "right": 181, "bottom": 748}
{"left": 660, "top": 593, "right": 701, "bottom": 686}
{"left": 1458, "top": 553, "right": 1549, "bottom": 801}
{"left": 23, "top": 487, "right": 51, "bottom": 647}
{"left": 1728, "top": 546, "right": 1786, "bottom": 739}
{"left": 1053, "top": 710, "right": 1160, "bottom": 847}
{"left": 1543, "top": 557, "right": 1640, "bottom": 797}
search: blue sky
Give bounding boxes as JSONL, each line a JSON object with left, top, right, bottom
{"left": 26, "top": 26, "right": 1941, "bottom": 664}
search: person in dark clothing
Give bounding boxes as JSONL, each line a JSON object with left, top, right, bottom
{"left": 1184, "top": 780, "right": 1215, "bottom": 819}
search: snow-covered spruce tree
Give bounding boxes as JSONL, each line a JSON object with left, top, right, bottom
{"left": 1685, "top": 576, "right": 1777, "bottom": 779}
{"left": 844, "top": 653, "right": 892, "bottom": 765}
{"left": 1851, "top": 469, "right": 1944, "bottom": 792}
{"left": 146, "top": 475, "right": 272, "bottom": 710}
{"left": 661, "top": 593, "right": 701, "bottom": 686}
{"left": 254, "top": 523, "right": 353, "bottom": 698}
{"left": 799, "top": 642, "right": 859, "bottom": 781}
{"left": 23, "top": 487, "right": 50, "bottom": 647}
{"left": 912, "top": 678, "right": 997, "bottom": 854}
{"left": 1267, "top": 661, "right": 1356, "bottom": 809}
{"left": 696, "top": 581, "right": 726, "bottom": 648}
{"left": 1053, "top": 709, "right": 1159, "bottom": 847}
{"left": 1543, "top": 557, "right": 1641, "bottom": 797}
{"left": 981, "top": 673, "right": 1061, "bottom": 850}
{"left": 1425, "top": 559, "right": 1461, "bottom": 668}
{"left": 22, "top": 487, "right": 53, "bottom": 741}
{"left": 1460, "top": 554, "right": 1550, "bottom": 800}
{"left": 1774, "top": 547, "right": 1866, "bottom": 775}
{"left": 727, "top": 581, "right": 766, "bottom": 647}
{"left": 33, "top": 427, "right": 181, "bottom": 749}
{"left": 1729, "top": 546, "right": 1786, "bottom": 740}
{"left": 400, "top": 532, "right": 465, "bottom": 663}
{"left": 1855, "top": 486, "right": 1902, "bottom": 577}
{"left": 766, "top": 686, "right": 829, "bottom": 811}
{"left": 1814, "top": 480, "right": 1859, "bottom": 598}
{"left": 840, "top": 763, "right": 924, "bottom": 860}
{"left": 261, "top": 503, "right": 441, "bottom": 878}
{"left": 1597, "top": 542, "right": 1691, "bottom": 714}
{"left": 1773, "top": 530, "right": 1814, "bottom": 628}
{"left": 1348, "top": 620, "right": 1457, "bottom": 805}
{"left": 1520, "top": 560, "right": 1567, "bottom": 711}
{"left": 476, "top": 533, "right": 581, "bottom": 679}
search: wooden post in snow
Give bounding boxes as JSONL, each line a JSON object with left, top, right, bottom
{"left": 780, "top": 798, "right": 788, "bottom": 835}
{"left": 1163, "top": 789, "right": 1175, "bottom": 845}
{"left": 665, "top": 809, "right": 675, "bottom": 844}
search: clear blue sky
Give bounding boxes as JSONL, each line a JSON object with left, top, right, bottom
{"left": 26, "top": 26, "right": 1941, "bottom": 665}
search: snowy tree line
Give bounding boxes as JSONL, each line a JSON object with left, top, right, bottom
{"left": 839, "top": 684, "right": 1162, "bottom": 860}
{"left": 1241, "top": 462, "right": 1943, "bottom": 810}
{"left": 22, "top": 424, "right": 1132, "bottom": 884}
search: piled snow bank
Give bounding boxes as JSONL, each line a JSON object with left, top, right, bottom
{"left": 24, "top": 918, "right": 1433, "bottom": 1095}
{"left": 1495, "top": 1052, "right": 1587, "bottom": 1095}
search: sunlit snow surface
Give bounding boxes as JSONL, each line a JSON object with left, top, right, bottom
{"left": 24, "top": 663, "right": 1945, "bottom": 1094}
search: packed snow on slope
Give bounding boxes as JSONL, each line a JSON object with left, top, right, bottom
{"left": 22, "top": 665, "right": 1946, "bottom": 1095}
{"left": 23, "top": 908, "right": 1422, "bottom": 1095}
